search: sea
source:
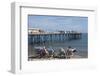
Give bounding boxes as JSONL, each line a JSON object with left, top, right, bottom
{"left": 29, "top": 33, "right": 88, "bottom": 58}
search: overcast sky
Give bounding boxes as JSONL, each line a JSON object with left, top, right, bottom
{"left": 28, "top": 15, "right": 88, "bottom": 33}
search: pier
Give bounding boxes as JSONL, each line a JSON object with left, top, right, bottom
{"left": 28, "top": 30, "right": 82, "bottom": 44}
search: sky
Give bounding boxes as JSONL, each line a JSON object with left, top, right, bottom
{"left": 28, "top": 15, "right": 88, "bottom": 33}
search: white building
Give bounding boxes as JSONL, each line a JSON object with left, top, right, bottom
{"left": 28, "top": 28, "right": 45, "bottom": 34}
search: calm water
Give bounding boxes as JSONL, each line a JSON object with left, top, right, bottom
{"left": 29, "top": 33, "right": 88, "bottom": 58}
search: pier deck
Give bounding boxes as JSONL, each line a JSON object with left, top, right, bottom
{"left": 28, "top": 32, "right": 82, "bottom": 44}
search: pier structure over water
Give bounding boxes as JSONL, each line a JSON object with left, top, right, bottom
{"left": 28, "top": 28, "right": 82, "bottom": 44}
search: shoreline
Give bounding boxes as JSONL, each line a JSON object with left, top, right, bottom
{"left": 28, "top": 52, "right": 87, "bottom": 61}
{"left": 28, "top": 45, "right": 88, "bottom": 61}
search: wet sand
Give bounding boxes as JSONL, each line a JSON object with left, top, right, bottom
{"left": 28, "top": 55, "right": 86, "bottom": 61}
